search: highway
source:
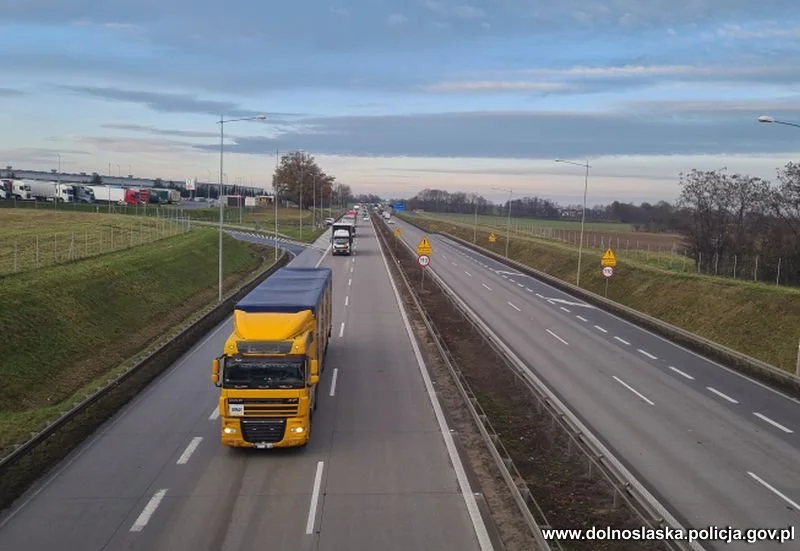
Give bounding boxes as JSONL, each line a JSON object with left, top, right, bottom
{"left": 0, "top": 221, "right": 493, "bottom": 551}
{"left": 390, "top": 217, "right": 800, "bottom": 551}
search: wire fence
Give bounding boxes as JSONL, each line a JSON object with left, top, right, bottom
{"left": 0, "top": 217, "right": 191, "bottom": 276}
{"left": 441, "top": 219, "right": 799, "bottom": 287}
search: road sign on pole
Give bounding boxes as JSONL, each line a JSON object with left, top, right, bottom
{"left": 601, "top": 248, "right": 617, "bottom": 268}
{"left": 393, "top": 227, "right": 401, "bottom": 238}
{"left": 418, "top": 254, "right": 430, "bottom": 267}
{"left": 602, "top": 266, "right": 613, "bottom": 278}
{"left": 488, "top": 232, "right": 497, "bottom": 243}
{"left": 416, "top": 236, "right": 433, "bottom": 256}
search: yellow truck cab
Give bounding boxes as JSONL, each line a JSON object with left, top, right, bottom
{"left": 211, "top": 267, "right": 332, "bottom": 449}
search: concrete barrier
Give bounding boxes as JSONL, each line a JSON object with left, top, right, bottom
{"left": 0, "top": 251, "right": 290, "bottom": 511}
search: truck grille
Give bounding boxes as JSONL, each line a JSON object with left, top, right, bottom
{"left": 236, "top": 398, "right": 299, "bottom": 417}
{"left": 240, "top": 419, "right": 286, "bottom": 444}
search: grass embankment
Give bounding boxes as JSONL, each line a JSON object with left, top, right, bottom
{"left": 419, "top": 212, "right": 683, "bottom": 260}
{"left": 0, "top": 210, "right": 186, "bottom": 276}
{"left": 0, "top": 228, "right": 268, "bottom": 455}
{"left": 189, "top": 206, "right": 344, "bottom": 243}
{"left": 400, "top": 214, "right": 800, "bottom": 373}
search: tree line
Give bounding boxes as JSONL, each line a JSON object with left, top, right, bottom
{"left": 396, "top": 162, "right": 800, "bottom": 286}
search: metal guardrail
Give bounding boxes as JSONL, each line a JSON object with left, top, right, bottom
{"left": 0, "top": 249, "right": 291, "bottom": 510}
{"left": 373, "top": 215, "right": 553, "bottom": 551}
{"left": 398, "top": 216, "right": 800, "bottom": 398}
{"left": 380, "top": 216, "right": 701, "bottom": 551}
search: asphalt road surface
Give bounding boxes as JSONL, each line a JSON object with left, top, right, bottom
{"left": 0, "top": 222, "right": 493, "bottom": 551}
{"left": 391, "top": 217, "right": 800, "bottom": 551}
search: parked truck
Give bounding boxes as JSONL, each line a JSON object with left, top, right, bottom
{"left": 0, "top": 179, "right": 32, "bottom": 200}
{"left": 72, "top": 185, "right": 95, "bottom": 203}
{"left": 87, "top": 185, "right": 138, "bottom": 205}
{"left": 27, "top": 180, "right": 75, "bottom": 202}
{"left": 211, "top": 267, "right": 333, "bottom": 449}
{"left": 331, "top": 222, "right": 354, "bottom": 255}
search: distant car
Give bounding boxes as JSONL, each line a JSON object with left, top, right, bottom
{"left": 324, "top": 217, "right": 334, "bottom": 226}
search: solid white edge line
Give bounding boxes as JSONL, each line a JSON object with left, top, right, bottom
{"left": 594, "top": 325, "right": 608, "bottom": 333}
{"left": 373, "top": 219, "right": 494, "bottom": 551}
{"left": 752, "top": 412, "right": 794, "bottom": 433}
{"left": 425, "top": 229, "right": 800, "bottom": 408}
{"left": 746, "top": 471, "right": 800, "bottom": 510}
{"left": 507, "top": 301, "right": 521, "bottom": 312}
{"left": 305, "top": 461, "right": 325, "bottom": 535}
{"left": 638, "top": 349, "right": 658, "bottom": 360}
{"left": 208, "top": 407, "right": 220, "bottom": 420}
{"left": 130, "top": 489, "right": 168, "bottom": 532}
{"left": 392, "top": 219, "right": 701, "bottom": 551}
{"left": 706, "top": 387, "right": 739, "bottom": 404}
{"left": 330, "top": 368, "right": 339, "bottom": 397}
{"left": 614, "top": 336, "right": 631, "bottom": 345}
{"left": 314, "top": 244, "right": 331, "bottom": 268}
{"left": 612, "top": 375, "right": 655, "bottom": 406}
{"left": 668, "top": 366, "right": 695, "bottom": 380}
{"left": 0, "top": 314, "right": 235, "bottom": 530}
{"left": 546, "top": 329, "right": 569, "bottom": 346}
{"left": 176, "top": 437, "right": 203, "bottom": 465}
{"left": 338, "top": 322, "right": 345, "bottom": 338}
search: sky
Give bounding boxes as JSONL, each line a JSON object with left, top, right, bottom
{"left": 1, "top": 1, "right": 799, "bottom": 206}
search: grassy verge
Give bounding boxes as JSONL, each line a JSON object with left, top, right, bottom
{"left": 187, "top": 206, "right": 343, "bottom": 243}
{"left": 418, "top": 212, "right": 683, "bottom": 254}
{"left": 399, "top": 214, "right": 800, "bottom": 373}
{"left": 0, "top": 228, "right": 267, "bottom": 455}
{"left": 0, "top": 210, "right": 184, "bottom": 275}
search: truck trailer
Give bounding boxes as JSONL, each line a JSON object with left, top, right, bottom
{"left": 211, "top": 267, "right": 333, "bottom": 449}
{"left": 26, "top": 180, "right": 75, "bottom": 202}
{"left": 87, "top": 185, "right": 138, "bottom": 205}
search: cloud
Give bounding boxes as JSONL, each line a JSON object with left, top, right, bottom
{"left": 426, "top": 61, "right": 800, "bottom": 94}
{"left": 714, "top": 23, "right": 800, "bottom": 40}
{"left": 421, "top": 1, "right": 486, "bottom": 20}
{"left": 0, "top": 88, "right": 24, "bottom": 96}
{"left": 74, "top": 135, "right": 197, "bottom": 154}
{"left": 188, "top": 102, "right": 800, "bottom": 160}
{"left": 422, "top": 81, "right": 574, "bottom": 93}
{"left": 57, "top": 86, "right": 303, "bottom": 119}
{"left": 100, "top": 123, "right": 220, "bottom": 139}
{"left": 386, "top": 13, "right": 409, "bottom": 26}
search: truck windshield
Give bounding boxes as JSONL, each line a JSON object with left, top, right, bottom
{"left": 223, "top": 358, "right": 305, "bottom": 389}
{"left": 334, "top": 237, "right": 349, "bottom": 244}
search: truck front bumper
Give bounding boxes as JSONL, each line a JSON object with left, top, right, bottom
{"left": 219, "top": 416, "right": 309, "bottom": 448}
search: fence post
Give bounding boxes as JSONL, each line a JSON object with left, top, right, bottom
{"left": 796, "top": 338, "right": 800, "bottom": 378}
{"left": 13, "top": 239, "right": 18, "bottom": 272}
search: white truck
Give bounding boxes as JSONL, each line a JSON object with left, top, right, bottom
{"left": 1, "top": 179, "right": 33, "bottom": 200}
{"left": 331, "top": 222, "right": 354, "bottom": 255}
{"left": 86, "top": 185, "right": 136, "bottom": 205}
{"left": 26, "top": 180, "right": 75, "bottom": 202}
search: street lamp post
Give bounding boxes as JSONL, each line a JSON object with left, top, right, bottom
{"left": 757, "top": 115, "right": 800, "bottom": 129}
{"left": 758, "top": 116, "right": 800, "bottom": 377}
{"left": 492, "top": 186, "right": 513, "bottom": 257}
{"left": 555, "top": 158, "right": 591, "bottom": 288}
{"left": 217, "top": 114, "right": 266, "bottom": 303}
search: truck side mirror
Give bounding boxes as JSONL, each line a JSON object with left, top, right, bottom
{"left": 310, "top": 359, "right": 319, "bottom": 377}
{"left": 310, "top": 374, "right": 320, "bottom": 385}
{"left": 211, "top": 359, "right": 221, "bottom": 387}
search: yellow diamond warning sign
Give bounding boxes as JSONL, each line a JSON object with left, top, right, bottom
{"left": 393, "top": 227, "right": 401, "bottom": 238}
{"left": 488, "top": 232, "right": 497, "bottom": 243}
{"left": 416, "top": 236, "right": 433, "bottom": 256}
{"left": 601, "top": 248, "right": 617, "bottom": 268}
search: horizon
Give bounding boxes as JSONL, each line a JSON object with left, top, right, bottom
{"left": 2, "top": 1, "right": 799, "bottom": 206}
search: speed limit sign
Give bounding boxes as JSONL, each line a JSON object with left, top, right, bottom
{"left": 418, "top": 254, "right": 430, "bottom": 267}
{"left": 602, "top": 266, "right": 613, "bottom": 278}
